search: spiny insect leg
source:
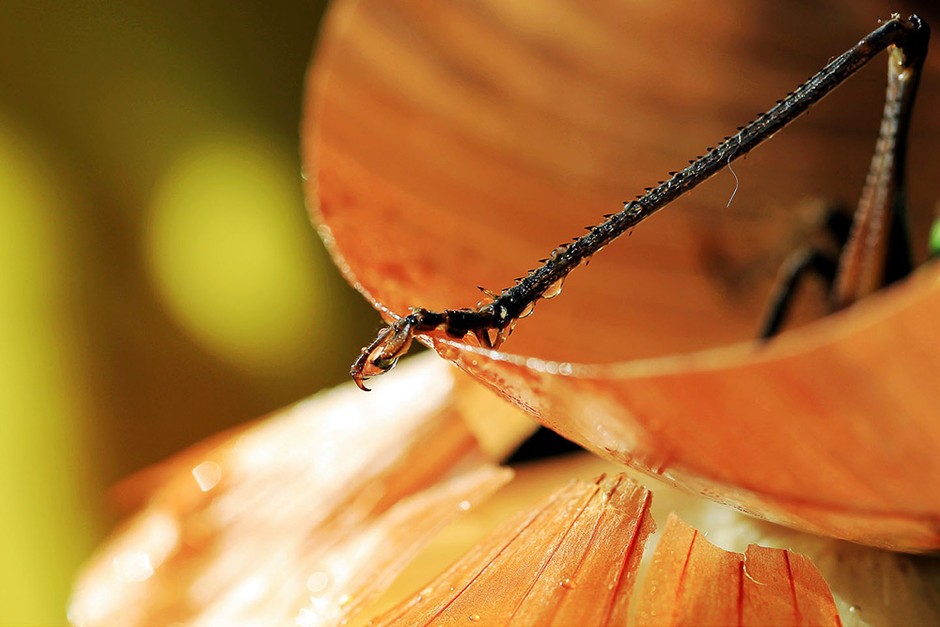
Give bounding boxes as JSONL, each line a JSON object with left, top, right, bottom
{"left": 351, "top": 15, "right": 930, "bottom": 389}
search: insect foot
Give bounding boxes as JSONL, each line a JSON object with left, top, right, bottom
{"left": 351, "top": 315, "right": 417, "bottom": 391}
{"left": 349, "top": 303, "right": 508, "bottom": 390}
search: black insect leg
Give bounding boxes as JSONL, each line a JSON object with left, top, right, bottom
{"left": 832, "top": 21, "right": 928, "bottom": 307}
{"left": 881, "top": 190, "right": 916, "bottom": 284}
{"left": 758, "top": 208, "right": 851, "bottom": 338}
{"left": 760, "top": 16, "right": 928, "bottom": 339}
{"left": 759, "top": 248, "right": 838, "bottom": 339}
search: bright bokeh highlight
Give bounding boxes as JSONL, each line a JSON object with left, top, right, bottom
{"left": 0, "top": 118, "right": 99, "bottom": 625}
{"left": 146, "top": 134, "right": 332, "bottom": 373}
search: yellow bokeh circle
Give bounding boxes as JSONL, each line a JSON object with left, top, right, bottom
{"left": 146, "top": 134, "right": 332, "bottom": 373}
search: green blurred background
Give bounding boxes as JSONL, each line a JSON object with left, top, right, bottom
{"left": 0, "top": 2, "right": 379, "bottom": 623}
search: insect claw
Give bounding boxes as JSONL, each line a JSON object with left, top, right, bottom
{"left": 350, "top": 345, "right": 375, "bottom": 391}
{"left": 353, "top": 374, "right": 372, "bottom": 392}
{"left": 349, "top": 317, "right": 416, "bottom": 390}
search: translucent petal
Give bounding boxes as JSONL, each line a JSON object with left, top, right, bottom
{"left": 371, "top": 473, "right": 654, "bottom": 626}
{"left": 633, "top": 513, "right": 841, "bottom": 626}
{"left": 69, "top": 355, "right": 512, "bottom": 626}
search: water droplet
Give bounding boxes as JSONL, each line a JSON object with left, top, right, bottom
{"left": 493, "top": 320, "right": 516, "bottom": 348}
{"left": 848, "top": 605, "right": 860, "bottom": 613}
{"left": 437, "top": 343, "right": 460, "bottom": 360}
{"left": 475, "top": 291, "right": 493, "bottom": 308}
{"left": 543, "top": 278, "right": 565, "bottom": 299}
{"left": 549, "top": 245, "right": 567, "bottom": 261}
{"left": 560, "top": 578, "right": 577, "bottom": 589}
{"left": 337, "top": 594, "right": 351, "bottom": 607}
{"left": 112, "top": 552, "right": 155, "bottom": 582}
{"left": 306, "top": 571, "right": 330, "bottom": 594}
{"left": 458, "top": 500, "right": 471, "bottom": 511}
{"left": 191, "top": 460, "right": 222, "bottom": 492}
{"left": 469, "top": 614, "right": 481, "bottom": 622}
{"left": 526, "top": 357, "right": 545, "bottom": 370}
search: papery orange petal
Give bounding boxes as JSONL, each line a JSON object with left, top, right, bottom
{"left": 306, "top": 0, "right": 940, "bottom": 550}
{"left": 109, "top": 422, "right": 254, "bottom": 514}
{"left": 699, "top": 502, "right": 940, "bottom": 625}
{"left": 443, "top": 268, "right": 940, "bottom": 551}
{"left": 372, "top": 473, "right": 653, "bottom": 626}
{"left": 633, "top": 513, "right": 841, "bottom": 626}
{"left": 374, "top": 451, "right": 940, "bottom": 624}
{"left": 740, "top": 546, "right": 840, "bottom": 626}
{"left": 69, "top": 354, "right": 512, "bottom": 627}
